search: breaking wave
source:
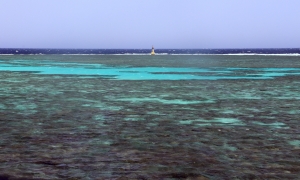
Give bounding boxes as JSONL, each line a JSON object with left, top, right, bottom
{"left": 1, "top": 48, "right": 300, "bottom": 56}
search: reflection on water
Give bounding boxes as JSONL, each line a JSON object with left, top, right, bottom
{"left": 0, "top": 55, "right": 300, "bottom": 179}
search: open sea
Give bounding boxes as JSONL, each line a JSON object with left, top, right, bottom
{"left": 0, "top": 48, "right": 300, "bottom": 179}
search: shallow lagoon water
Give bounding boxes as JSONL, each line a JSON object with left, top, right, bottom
{"left": 0, "top": 55, "right": 300, "bottom": 179}
{"left": 2, "top": 59, "right": 300, "bottom": 80}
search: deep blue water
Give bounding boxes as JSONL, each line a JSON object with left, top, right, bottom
{"left": 1, "top": 48, "right": 300, "bottom": 55}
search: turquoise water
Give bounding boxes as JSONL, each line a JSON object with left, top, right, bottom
{"left": 0, "top": 55, "right": 300, "bottom": 179}
{"left": 2, "top": 59, "right": 300, "bottom": 80}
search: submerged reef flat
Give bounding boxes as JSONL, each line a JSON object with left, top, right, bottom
{"left": 0, "top": 55, "right": 300, "bottom": 179}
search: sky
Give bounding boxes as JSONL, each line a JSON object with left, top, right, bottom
{"left": 1, "top": 0, "right": 300, "bottom": 49}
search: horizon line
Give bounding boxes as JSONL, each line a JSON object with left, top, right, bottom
{"left": 1, "top": 47, "right": 300, "bottom": 50}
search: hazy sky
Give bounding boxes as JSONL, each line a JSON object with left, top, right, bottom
{"left": 1, "top": 0, "right": 299, "bottom": 49}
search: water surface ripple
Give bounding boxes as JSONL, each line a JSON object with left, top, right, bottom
{"left": 0, "top": 55, "right": 299, "bottom": 179}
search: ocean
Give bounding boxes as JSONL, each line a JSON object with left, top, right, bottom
{"left": 0, "top": 49, "right": 300, "bottom": 179}
{"left": 1, "top": 48, "right": 300, "bottom": 55}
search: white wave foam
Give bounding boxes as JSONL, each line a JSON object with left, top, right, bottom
{"left": 219, "top": 53, "right": 300, "bottom": 56}
{"left": 2, "top": 53, "right": 300, "bottom": 56}
{"left": 61, "top": 53, "right": 129, "bottom": 55}
{"left": 22, "top": 54, "right": 46, "bottom": 55}
{"left": 62, "top": 53, "right": 169, "bottom": 55}
{"left": 169, "top": 53, "right": 300, "bottom": 56}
